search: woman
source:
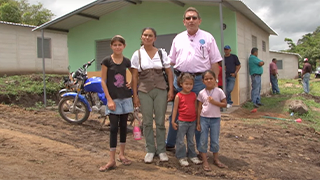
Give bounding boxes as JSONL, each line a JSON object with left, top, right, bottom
{"left": 131, "top": 28, "right": 174, "bottom": 163}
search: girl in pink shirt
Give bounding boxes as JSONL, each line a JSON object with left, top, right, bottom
{"left": 197, "top": 70, "right": 227, "bottom": 171}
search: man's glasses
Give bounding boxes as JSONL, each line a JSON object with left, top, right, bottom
{"left": 185, "top": 16, "right": 198, "bottom": 20}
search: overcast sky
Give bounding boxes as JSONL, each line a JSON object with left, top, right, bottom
{"left": 29, "top": 0, "right": 320, "bottom": 51}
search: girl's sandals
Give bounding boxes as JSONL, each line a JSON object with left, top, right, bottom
{"left": 213, "top": 160, "right": 228, "bottom": 168}
{"left": 117, "top": 157, "right": 132, "bottom": 166}
{"left": 99, "top": 162, "right": 116, "bottom": 172}
{"left": 203, "top": 164, "right": 212, "bottom": 172}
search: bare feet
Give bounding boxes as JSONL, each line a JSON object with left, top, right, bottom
{"left": 99, "top": 161, "right": 116, "bottom": 172}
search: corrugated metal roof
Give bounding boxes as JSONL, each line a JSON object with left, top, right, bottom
{"left": 0, "top": 20, "right": 37, "bottom": 28}
{"left": 32, "top": 0, "right": 277, "bottom": 35}
{"left": 270, "top": 50, "right": 302, "bottom": 58}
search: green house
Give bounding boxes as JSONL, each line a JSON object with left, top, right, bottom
{"left": 34, "top": 0, "right": 277, "bottom": 105}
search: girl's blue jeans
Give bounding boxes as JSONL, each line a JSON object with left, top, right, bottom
{"left": 198, "top": 117, "right": 221, "bottom": 153}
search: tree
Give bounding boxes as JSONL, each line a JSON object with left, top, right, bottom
{"left": 284, "top": 26, "right": 320, "bottom": 69}
{"left": 0, "top": 1, "right": 20, "bottom": 23}
{"left": 0, "top": 0, "right": 54, "bottom": 26}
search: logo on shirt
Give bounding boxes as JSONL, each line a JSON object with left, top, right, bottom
{"left": 199, "top": 39, "right": 205, "bottom": 45}
{"left": 114, "top": 73, "right": 124, "bottom": 88}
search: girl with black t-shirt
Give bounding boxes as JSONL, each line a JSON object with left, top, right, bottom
{"left": 99, "top": 35, "right": 133, "bottom": 172}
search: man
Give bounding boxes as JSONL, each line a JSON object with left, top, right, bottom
{"left": 166, "top": 7, "right": 222, "bottom": 152}
{"left": 269, "top": 58, "right": 280, "bottom": 94}
{"left": 248, "top": 48, "right": 264, "bottom": 108}
{"left": 302, "top": 58, "right": 312, "bottom": 94}
{"left": 224, "top": 45, "right": 241, "bottom": 108}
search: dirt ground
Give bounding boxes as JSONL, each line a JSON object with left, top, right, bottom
{"left": 0, "top": 104, "right": 320, "bottom": 180}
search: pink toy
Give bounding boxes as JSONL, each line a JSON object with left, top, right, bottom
{"left": 295, "top": 118, "right": 302, "bottom": 123}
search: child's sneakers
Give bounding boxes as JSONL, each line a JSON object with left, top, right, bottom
{"left": 190, "top": 157, "right": 203, "bottom": 165}
{"left": 179, "top": 158, "right": 189, "bottom": 167}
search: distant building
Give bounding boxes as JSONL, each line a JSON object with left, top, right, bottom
{"left": 269, "top": 50, "right": 301, "bottom": 79}
{"left": 0, "top": 21, "right": 68, "bottom": 75}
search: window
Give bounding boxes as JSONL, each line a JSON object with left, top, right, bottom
{"left": 262, "top": 41, "right": 266, "bottom": 52}
{"left": 37, "top": 37, "right": 51, "bottom": 58}
{"left": 252, "top": 35, "right": 257, "bottom": 48}
{"left": 96, "top": 39, "right": 112, "bottom": 71}
{"left": 154, "top": 33, "right": 177, "bottom": 54}
{"left": 276, "top": 60, "right": 283, "bottom": 69}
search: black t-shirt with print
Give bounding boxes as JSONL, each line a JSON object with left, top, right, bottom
{"left": 101, "top": 56, "right": 131, "bottom": 99}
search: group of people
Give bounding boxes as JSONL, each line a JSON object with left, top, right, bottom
{"left": 98, "top": 7, "right": 234, "bottom": 172}
{"left": 98, "top": 6, "right": 295, "bottom": 173}
{"left": 249, "top": 48, "right": 311, "bottom": 109}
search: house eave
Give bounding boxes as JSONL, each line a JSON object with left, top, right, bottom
{"left": 32, "top": 0, "right": 277, "bottom": 36}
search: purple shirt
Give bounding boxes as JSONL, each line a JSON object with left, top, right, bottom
{"left": 269, "top": 62, "right": 278, "bottom": 75}
{"left": 169, "top": 29, "right": 222, "bottom": 73}
{"left": 197, "top": 87, "right": 226, "bottom": 118}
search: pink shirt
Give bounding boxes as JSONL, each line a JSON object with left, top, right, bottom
{"left": 269, "top": 62, "right": 278, "bottom": 75}
{"left": 197, "top": 87, "right": 226, "bottom": 118}
{"left": 169, "top": 29, "right": 222, "bottom": 73}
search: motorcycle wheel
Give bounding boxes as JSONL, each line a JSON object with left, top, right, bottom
{"left": 58, "top": 96, "right": 90, "bottom": 124}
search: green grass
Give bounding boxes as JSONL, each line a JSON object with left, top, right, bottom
{"left": 0, "top": 74, "right": 65, "bottom": 108}
{"left": 0, "top": 74, "right": 64, "bottom": 95}
{"left": 242, "top": 77, "right": 320, "bottom": 132}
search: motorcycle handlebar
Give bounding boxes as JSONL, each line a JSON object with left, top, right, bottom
{"left": 83, "top": 59, "right": 95, "bottom": 68}
{"left": 72, "top": 59, "right": 95, "bottom": 79}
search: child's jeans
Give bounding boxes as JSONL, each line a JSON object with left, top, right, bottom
{"left": 175, "top": 120, "right": 197, "bottom": 159}
{"left": 198, "top": 117, "right": 221, "bottom": 153}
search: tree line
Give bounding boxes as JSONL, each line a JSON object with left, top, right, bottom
{"left": 284, "top": 26, "right": 320, "bottom": 70}
{"left": 0, "top": 0, "right": 54, "bottom": 26}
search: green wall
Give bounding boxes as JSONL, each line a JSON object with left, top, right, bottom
{"left": 68, "top": 2, "right": 237, "bottom": 72}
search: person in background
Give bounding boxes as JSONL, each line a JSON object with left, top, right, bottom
{"left": 302, "top": 58, "right": 312, "bottom": 94}
{"left": 269, "top": 58, "right": 280, "bottom": 94}
{"left": 248, "top": 47, "right": 264, "bottom": 108}
{"left": 223, "top": 45, "right": 241, "bottom": 108}
{"left": 131, "top": 27, "right": 174, "bottom": 164}
{"left": 218, "top": 61, "right": 223, "bottom": 89}
{"left": 166, "top": 6, "right": 222, "bottom": 153}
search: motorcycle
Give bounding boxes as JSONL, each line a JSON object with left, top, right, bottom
{"left": 58, "top": 59, "right": 108, "bottom": 124}
{"left": 57, "top": 59, "right": 140, "bottom": 131}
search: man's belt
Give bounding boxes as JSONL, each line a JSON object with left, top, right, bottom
{"left": 174, "top": 69, "right": 203, "bottom": 77}
{"left": 252, "top": 74, "right": 261, "bottom": 76}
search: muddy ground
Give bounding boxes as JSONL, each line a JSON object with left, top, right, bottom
{"left": 0, "top": 103, "right": 320, "bottom": 180}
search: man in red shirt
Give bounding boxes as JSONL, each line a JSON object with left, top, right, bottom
{"left": 269, "top": 58, "right": 280, "bottom": 94}
{"left": 218, "top": 61, "right": 223, "bottom": 89}
{"left": 302, "top": 58, "right": 312, "bottom": 94}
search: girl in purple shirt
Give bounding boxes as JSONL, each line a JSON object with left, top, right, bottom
{"left": 197, "top": 70, "right": 227, "bottom": 171}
